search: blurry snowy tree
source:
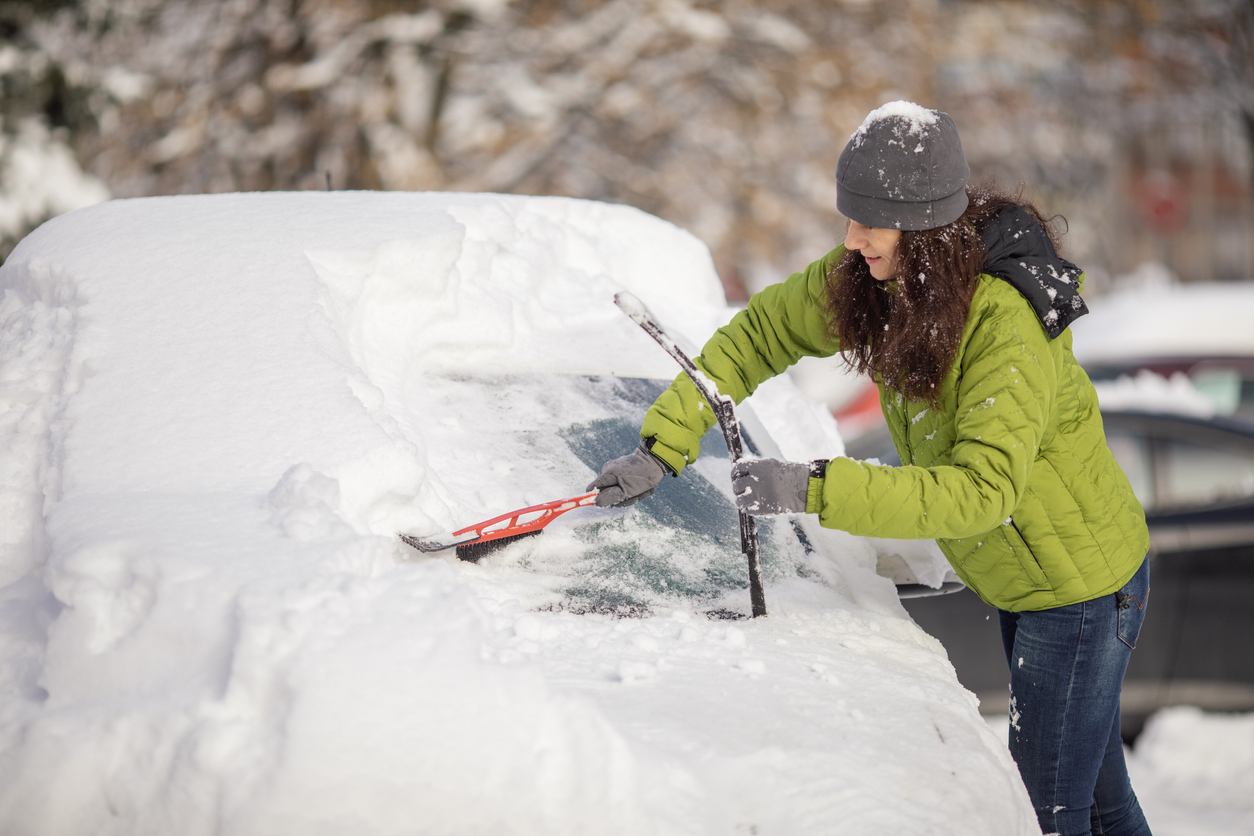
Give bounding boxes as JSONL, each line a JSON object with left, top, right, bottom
{"left": 1074, "top": 0, "right": 1254, "bottom": 284}
{"left": 3, "top": 0, "right": 941, "bottom": 290}
{"left": 938, "top": 0, "right": 1253, "bottom": 284}
{"left": 0, "top": 0, "right": 110, "bottom": 259}
{"left": 1, "top": 0, "right": 1250, "bottom": 286}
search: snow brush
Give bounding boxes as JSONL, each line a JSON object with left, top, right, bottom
{"left": 614, "top": 291, "right": 767, "bottom": 618}
{"left": 400, "top": 492, "right": 600, "bottom": 562}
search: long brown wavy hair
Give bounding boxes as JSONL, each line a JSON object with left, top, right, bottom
{"left": 825, "top": 183, "right": 1063, "bottom": 406}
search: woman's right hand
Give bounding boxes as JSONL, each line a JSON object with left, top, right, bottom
{"left": 587, "top": 441, "right": 668, "bottom": 507}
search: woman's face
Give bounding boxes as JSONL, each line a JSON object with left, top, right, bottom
{"left": 844, "top": 221, "right": 902, "bottom": 281}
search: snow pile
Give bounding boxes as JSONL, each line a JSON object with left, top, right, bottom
{"left": 1091, "top": 370, "right": 1217, "bottom": 418}
{"left": 1132, "top": 707, "right": 1254, "bottom": 810}
{"left": 1126, "top": 707, "right": 1254, "bottom": 834}
{"left": 0, "top": 192, "right": 1033, "bottom": 834}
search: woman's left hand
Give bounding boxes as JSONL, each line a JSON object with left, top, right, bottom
{"left": 730, "top": 459, "right": 811, "bottom": 515}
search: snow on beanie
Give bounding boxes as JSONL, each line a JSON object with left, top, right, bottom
{"left": 836, "top": 101, "right": 970, "bottom": 231}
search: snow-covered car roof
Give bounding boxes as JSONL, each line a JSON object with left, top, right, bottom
{"left": 1071, "top": 280, "right": 1254, "bottom": 367}
{"left": 0, "top": 192, "right": 1034, "bottom": 833}
{"left": 1070, "top": 281, "right": 1254, "bottom": 422}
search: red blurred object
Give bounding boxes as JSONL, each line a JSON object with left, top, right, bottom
{"left": 1134, "top": 169, "right": 1190, "bottom": 234}
{"left": 834, "top": 380, "right": 887, "bottom": 441}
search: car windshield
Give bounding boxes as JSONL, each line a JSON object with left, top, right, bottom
{"left": 1105, "top": 431, "right": 1154, "bottom": 508}
{"left": 1156, "top": 436, "right": 1254, "bottom": 508}
{"left": 417, "top": 373, "right": 810, "bottom": 617}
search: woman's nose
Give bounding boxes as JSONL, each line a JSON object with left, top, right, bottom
{"left": 845, "top": 222, "right": 868, "bottom": 250}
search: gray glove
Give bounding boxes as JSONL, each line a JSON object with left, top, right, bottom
{"left": 588, "top": 441, "right": 670, "bottom": 508}
{"left": 730, "top": 458, "right": 812, "bottom": 515}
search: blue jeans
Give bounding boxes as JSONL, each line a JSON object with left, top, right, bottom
{"left": 998, "top": 557, "right": 1152, "bottom": 836}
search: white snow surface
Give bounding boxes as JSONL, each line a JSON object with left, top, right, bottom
{"left": 0, "top": 191, "right": 1038, "bottom": 834}
{"left": 1124, "top": 707, "right": 1254, "bottom": 835}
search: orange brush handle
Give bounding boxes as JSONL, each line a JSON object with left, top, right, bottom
{"left": 452, "top": 492, "right": 599, "bottom": 544}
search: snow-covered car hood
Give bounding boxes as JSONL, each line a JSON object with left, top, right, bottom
{"left": 0, "top": 192, "right": 1033, "bottom": 833}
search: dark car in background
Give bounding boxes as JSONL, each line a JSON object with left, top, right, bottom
{"left": 848, "top": 408, "right": 1254, "bottom": 741}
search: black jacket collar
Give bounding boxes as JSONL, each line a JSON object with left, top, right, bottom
{"left": 980, "top": 206, "right": 1088, "bottom": 339}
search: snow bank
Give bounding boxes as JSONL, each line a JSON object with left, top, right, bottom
{"left": 1126, "top": 707, "right": 1254, "bottom": 835}
{"left": 1091, "top": 370, "right": 1217, "bottom": 418}
{"left": 0, "top": 192, "right": 1034, "bottom": 834}
{"left": 1131, "top": 707, "right": 1254, "bottom": 811}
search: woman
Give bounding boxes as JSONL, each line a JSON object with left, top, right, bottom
{"left": 588, "top": 101, "right": 1153, "bottom": 836}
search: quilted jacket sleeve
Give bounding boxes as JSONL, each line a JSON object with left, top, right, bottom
{"left": 640, "top": 247, "right": 843, "bottom": 475}
{"left": 809, "top": 289, "right": 1058, "bottom": 539}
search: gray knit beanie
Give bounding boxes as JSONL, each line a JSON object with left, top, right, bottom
{"left": 836, "top": 101, "right": 970, "bottom": 231}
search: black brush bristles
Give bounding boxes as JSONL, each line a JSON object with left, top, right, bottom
{"left": 454, "top": 529, "right": 544, "bottom": 562}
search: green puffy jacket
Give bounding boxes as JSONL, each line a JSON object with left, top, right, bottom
{"left": 640, "top": 241, "right": 1149, "bottom": 612}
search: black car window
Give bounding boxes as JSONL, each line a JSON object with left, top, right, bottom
{"left": 1106, "top": 431, "right": 1154, "bottom": 510}
{"left": 1156, "top": 436, "right": 1254, "bottom": 509}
